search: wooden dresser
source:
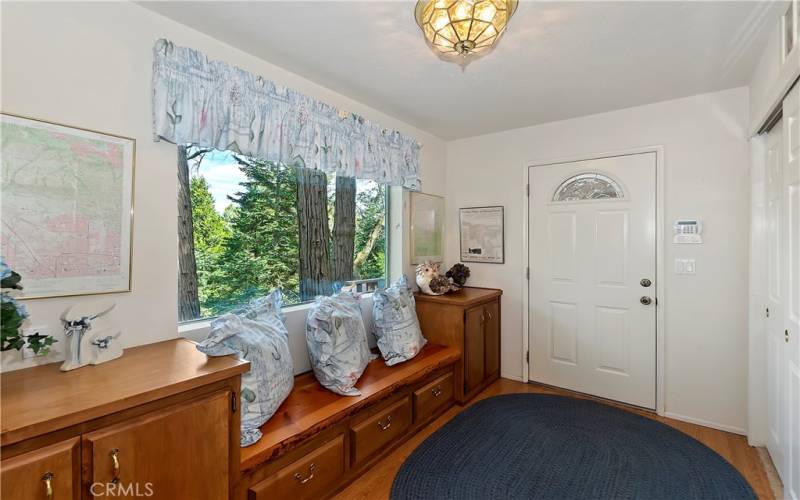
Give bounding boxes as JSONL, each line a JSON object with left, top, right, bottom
{"left": 415, "top": 287, "right": 502, "bottom": 404}
{"left": 0, "top": 339, "right": 249, "bottom": 500}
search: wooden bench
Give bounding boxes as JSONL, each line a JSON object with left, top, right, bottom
{"left": 237, "top": 343, "right": 460, "bottom": 499}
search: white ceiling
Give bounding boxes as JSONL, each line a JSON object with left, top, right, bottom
{"left": 141, "top": 1, "right": 780, "bottom": 140}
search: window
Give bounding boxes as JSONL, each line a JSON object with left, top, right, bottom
{"left": 178, "top": 146, "right": 387, "bottom": 321}
{"left": 552, "top": 173, "right": 624, "bottom": 202}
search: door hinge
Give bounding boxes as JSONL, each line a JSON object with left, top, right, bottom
{"left": 526, "top": 184, "right": 530, "bottom": 197}
{"left": 526, "top": 267, "right": 530, "bottom": 280}
{"left": 231, "top": 392, "right": 238, "bottom": 413}
{"left": 526, "top": 351, "right": 530, "bottom": 364}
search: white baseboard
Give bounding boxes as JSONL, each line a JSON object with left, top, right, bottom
{"left": 500, "top": 372, "right": 525, "bottom": 382}
{"left": 663, "top": 412, "right": 747, "bottom": 436}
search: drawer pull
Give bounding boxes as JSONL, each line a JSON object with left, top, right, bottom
{"left": 431, "top": 386, "right": 443, "bottom": 397}
{"left": 377, "top": 415, "right": 393, "bottom": 431}
{"left": 293, "top": 463, "right": 316, "bottom": 484}
{"left": 110, "top": 448, "right": 121, "bottom": 484}
{"left": 42, "top": 472, "right": 53, "bottom": 499}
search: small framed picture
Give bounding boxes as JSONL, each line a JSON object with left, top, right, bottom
{"left": 460, "top": 206, "right": 504, "bottom": 264}
{"left": 410, "top": 192, "right": 445, "bottom": 264}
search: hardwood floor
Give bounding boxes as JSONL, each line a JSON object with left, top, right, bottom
{"left": 334, "top": 378, "right": 773, "bottom": 500}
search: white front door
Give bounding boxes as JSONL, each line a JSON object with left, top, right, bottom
{"left": 528, "top": 153, "right": 657, "bottom": 409}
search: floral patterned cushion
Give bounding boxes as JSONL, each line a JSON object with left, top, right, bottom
{"left": 305, "top": 292, "right": 375, "bottom": 396}
{"left": 196, "top": 291, "right": 293, "bottom": 447}
{"left": 372, "top": 275, "right": 427, "bottom": 366}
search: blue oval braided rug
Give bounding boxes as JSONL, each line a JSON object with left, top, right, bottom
{"left": 391, "top": 394, "right": 755, "bottom": 500}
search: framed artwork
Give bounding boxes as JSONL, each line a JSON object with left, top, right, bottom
{"left": 460, "top": 206, "right": 504, "bottom": 264}
{"left": 1, "top": 113, "right": 136, "bottom": 299}
{"left": 410, "top": 192, "right": 445, "bottom": 264}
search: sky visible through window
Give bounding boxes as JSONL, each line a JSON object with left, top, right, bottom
{"left": 189, "top": 149, "right": 245, "bottom": 213}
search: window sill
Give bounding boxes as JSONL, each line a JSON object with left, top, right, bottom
{"left": 177, "top": 292, "right": 376, "bottom": 341}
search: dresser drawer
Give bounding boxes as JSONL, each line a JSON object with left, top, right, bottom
{"left": 248, "top": 434, "right": 345, "bottom": 500}
{"left": 350, "top": 397, "right": 411, "bottom": 464}
{"left": 414, "top": 372, "right": 454, "bottom": 423}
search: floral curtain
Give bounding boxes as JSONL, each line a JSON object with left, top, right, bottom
{"left": 152, "top": 39, "right": 421, "bottom": 190}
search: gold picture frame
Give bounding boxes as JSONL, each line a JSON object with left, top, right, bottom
{"left": 1, "top": 112, "right": 136, "bottom": 299}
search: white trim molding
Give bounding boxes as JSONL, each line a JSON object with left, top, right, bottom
{"left": 663, "top": 412, "right": 747, "bottom": 436}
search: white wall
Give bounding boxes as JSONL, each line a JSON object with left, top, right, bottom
{"left": 0, "top": 1, "right": 446, "bottom": 372}
{"left": 445, "top": 87, "right": 750, "bottom": 432}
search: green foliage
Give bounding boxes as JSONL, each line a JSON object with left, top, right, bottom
{"left": 0, "top": 261, "right": 56, "bottom": 355}
{"left": 188, "top": 151, "right": 387, "bottom": 319}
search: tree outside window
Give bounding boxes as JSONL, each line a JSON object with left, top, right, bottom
{"left": 177, "top": 146, "right": 387, "bottom": 321}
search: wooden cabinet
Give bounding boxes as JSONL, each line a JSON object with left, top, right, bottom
{"left": 415, "top": 287, "right": 502, "bottom": 403}
{"left": 83, "top": 391, "right": 231, "bottom": 499}
{"left": 1, "top": 339, "right": 249, "bottom": 500}
{"left": 1, "top": 437, "right": 80, "bottom": 500}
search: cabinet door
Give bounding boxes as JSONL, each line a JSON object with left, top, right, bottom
{"left": 464, "top": 306, "right": 486, "bottom": 392}
{"left": 83, "top": 391, "right": 230, "bottom": 499}
{"left": 1, "top": 437, "right": 80, "bottom": 500}
{"left": 484, "top": 301, "right": 500, "bottom": 378}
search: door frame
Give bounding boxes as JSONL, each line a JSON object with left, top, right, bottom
{"left": 520, "top": 145, "right": 666, "bottom": 415}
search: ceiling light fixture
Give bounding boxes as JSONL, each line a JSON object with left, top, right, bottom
{"left": 414, "top": 0, "right": 518, "bottom": 66}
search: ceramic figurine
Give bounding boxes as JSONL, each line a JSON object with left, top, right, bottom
{"left": 60, "top": 300, "right": 122, "bottom": 371}
{"left": 415, "top": 261, "right": 459, "bottom": 295}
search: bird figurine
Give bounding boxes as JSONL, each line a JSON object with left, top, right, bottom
{"left": 416, "top": 261, "right": 460, "bottom": 295}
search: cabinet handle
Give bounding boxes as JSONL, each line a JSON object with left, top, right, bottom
{"left": 377, "top": 415, "right": 393, "bottom": 431}
{"left": 431, "top": 386, "right": 443, "bottom": 397}
{"left": 42, "top": 472, "right": 53, "bottom": 499}
{"left": 110, "top": 448, "right": 120, "bottom": 484}
{"left": 786, "top": 329, "right": 790, "bottom": 343}
{"left": 487, "top": 311, "right": 493, "bottom": 320}
{"left": 293, "top": 463, "right": 316, "bottom": 484}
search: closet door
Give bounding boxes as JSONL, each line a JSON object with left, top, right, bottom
{"left": 766, "top": 119, "right": 785, "bottom": 476}
{"left": 781, "top": 82, "right": 799, "bottom": 500}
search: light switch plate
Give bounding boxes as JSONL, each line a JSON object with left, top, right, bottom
{"left": 674, "top": 259, "right": 696, "bottom": 275}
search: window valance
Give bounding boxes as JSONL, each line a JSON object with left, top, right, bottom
{"left": 152, "top": 39, "right": 421, "bottom": 190}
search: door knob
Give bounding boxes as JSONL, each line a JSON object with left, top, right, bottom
{"left": 640, "top": 296, "right": 653, "bottom": 305}
{"left": 640, "top": 278, "right": 652, "bottom": 287}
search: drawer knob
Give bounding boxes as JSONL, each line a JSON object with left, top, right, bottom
{"left": 431, "top": 387, "right": 443, "bottom": 397}
{"left": 293, "top": 463, "right": 316, "bottom": 484}
{"left": 42, "top": 472, "right": 53, "bottom": 499}
{"left": 110, "top": 448, "right": 121, "bottom": 484}
{"left": 377, "top": 415, "right": 393, "bottom": 431}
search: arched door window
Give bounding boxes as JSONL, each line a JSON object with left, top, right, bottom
{"left": 552, "top": 173, "right": 624, "bottom": 202}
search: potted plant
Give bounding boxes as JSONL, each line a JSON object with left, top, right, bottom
{"left": 1, "top": 260, "right": 55, "bottom": 354}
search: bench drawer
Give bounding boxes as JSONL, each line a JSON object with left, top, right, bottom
{"left": 414, "top": 372, "right": 454, "bottom": 423}
{"left": 350, "top": 397, "right": 411, "bottom": 464}
{"left": 248, "top": 434, "right": 345, "bottom": 500}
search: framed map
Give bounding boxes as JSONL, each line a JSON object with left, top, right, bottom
{"left": 410, "top": 192, "right": 444, "bottom": 264}
{"left": 460, "top": 206, "right": 504, "bottom": 264}
{"left": 1, "top": 113, "right": 135, "bottom": 299}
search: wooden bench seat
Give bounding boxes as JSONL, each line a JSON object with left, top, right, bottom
{"left": 238, "top": 343, "right": 460, "bottom": 499}
{"left": 241, "top": 343, "right": 460, "bottom": 471}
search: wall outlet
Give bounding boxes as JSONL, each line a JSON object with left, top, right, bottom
{"left": 674, "top": 258, "right": 696, "bottom": 275}
{"left": 21, "top": 325, "right": 51, "bottom": 359}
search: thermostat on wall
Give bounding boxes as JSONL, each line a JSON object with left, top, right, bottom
{"left": 673, "top": 219, "right": 702, "bottom": 244}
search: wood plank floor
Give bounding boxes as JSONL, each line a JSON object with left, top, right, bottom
{"left": 334, "top": 378, "right": 773, "bottom": 500}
